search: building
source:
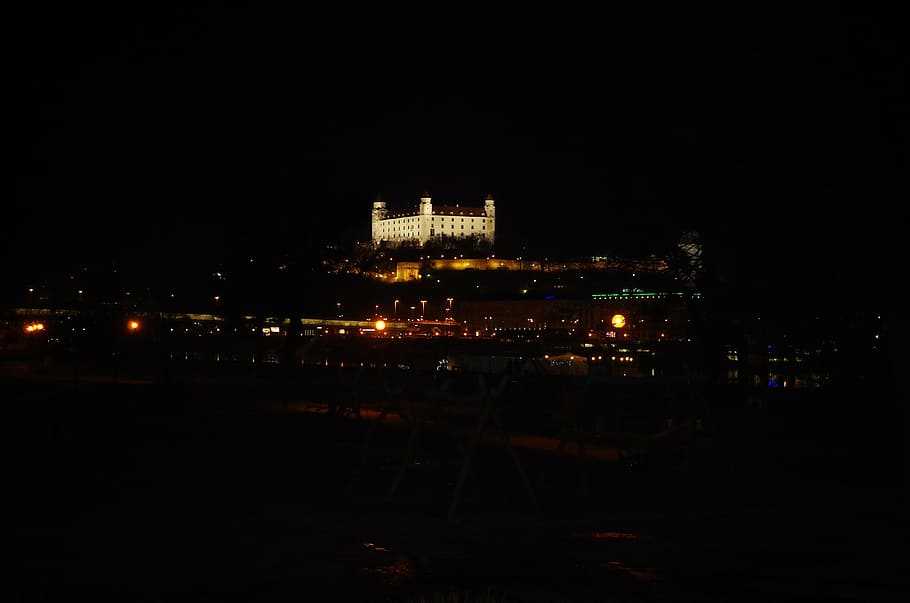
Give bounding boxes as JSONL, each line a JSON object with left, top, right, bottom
{"left": 371, "top": 192, "right": 495, "bottom": 246}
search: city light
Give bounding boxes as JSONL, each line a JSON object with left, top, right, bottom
{"left": 24, "top": 322, "right": 45, "bottom": 333}
{"left": 127, "top": 319, "right": 141, "bottom": 332}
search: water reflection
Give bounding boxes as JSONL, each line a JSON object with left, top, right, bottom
{"left": 162, "top": 342, "right": 848, "bottom": 393}
{"left": 584, "top": 531, "right": 640, "bottom": 540}
{"left": 606, "top": 560, "right": 657, "bottom": 581}
{"left": 360, "top": 542, "right": 417, "bottom": 586}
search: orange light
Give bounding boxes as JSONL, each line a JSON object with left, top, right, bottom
{"left": 611, "top": 314, "right": 626, "bottom": 329}
{"left": 24, "top": 322, "right": 45, "bottom": 333}
{"left": 374, "top": 320, "right": 386, "bottom": 331}
{"left": 127, "top": 320, "right": 141, "bottom": 332}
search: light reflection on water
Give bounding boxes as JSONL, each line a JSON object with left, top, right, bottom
{"left": 580, "top": 531, "right": 657, "bottom": 582}
{"left": 164, "top": 348, "right": 846, "bottom": 392}
{"left": 360, "top": 542, "right": 417, "bottom": 586}
{"left": 606, "top": 561, "right": 657, "bottom": 581}
{"left": 584, "top": 531, "right": 640, "bottom": 540}
{"left": 358, "top": 537, "right": 660, "bottom": 589}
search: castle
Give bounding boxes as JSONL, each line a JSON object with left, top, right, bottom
{"left": 371, "top": 192, "right": 495, "bottom": 247}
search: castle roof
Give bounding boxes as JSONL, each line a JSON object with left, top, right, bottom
{"left": 384, "top": 205, "right": 489, "bottom": 219}
{"left": 433, "top": 206, "right": 487, "bottom": 217}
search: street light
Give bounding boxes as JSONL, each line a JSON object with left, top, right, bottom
{"left": 420, "top": 299, "right": 427, "bottom": 320}
{"left": 446, "top": 297, "right": 454, "bottom": 322}
{"left": 394, "top": 299, "right": 399, "bottom": 319}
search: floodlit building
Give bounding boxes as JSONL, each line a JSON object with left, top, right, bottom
{"left": 371, "top": 191, "right": 495, "bottom": 246}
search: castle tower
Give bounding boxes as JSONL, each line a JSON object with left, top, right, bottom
{"left": 372, "top": 194, "right": 388, "bottom": 222}
{"left": 420, "top": 190, "right": 433, "bottom": 215}
{"left": 484, "top": 193, "right": 495, "bottom": 219}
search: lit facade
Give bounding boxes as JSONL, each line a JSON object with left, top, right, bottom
{"left": 371, "top": 192, "right": 495, "bottom": 246}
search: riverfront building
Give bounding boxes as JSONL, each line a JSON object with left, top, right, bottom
{"left": 371, "top": 192, "right": 495, "bottom": 246}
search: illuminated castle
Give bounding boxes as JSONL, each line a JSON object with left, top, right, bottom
{"left": 371, "top": 192, "right": 495, "bottom": 246}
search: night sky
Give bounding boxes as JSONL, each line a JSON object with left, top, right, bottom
{"left": 8, "top": 3, "right": 901, "bottom": 301}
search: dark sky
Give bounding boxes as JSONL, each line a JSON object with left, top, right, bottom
{"left": 8, "top": 3, "right": 902, "bottom": 297}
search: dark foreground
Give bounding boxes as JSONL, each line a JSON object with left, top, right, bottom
{"left": 2, "top": 371, "right": 903, "bottom": 602}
